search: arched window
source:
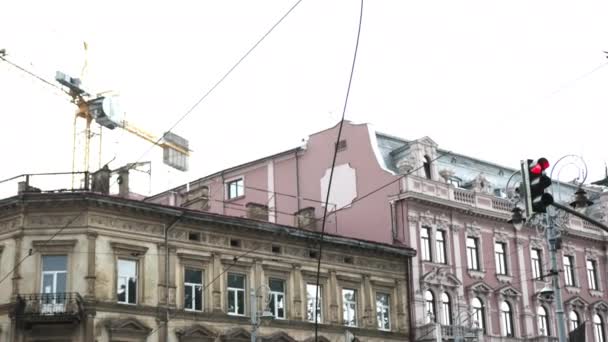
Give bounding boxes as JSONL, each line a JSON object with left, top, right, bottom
{"left": 538, "top": 306, "right": 550, "bottom": 336}
{"left": 594, "top": 314, "right": 605, "bottom": 342}
{"left": 570, "top": 311, "right": 580, "bottom": 331}
{"left": 423, "top": 155, "right": 432, "bottom": 179}
{"left": 441, "top": 293, "right": 452, "bottom": 325}
{"left": 500, "top": 301, "right": 514, "bottom": 337}
{"left": 472, "top": 298, "right": 485, "bottom": 332}
{"left": 424, "top": 290, "right": 435, "bottom": 323}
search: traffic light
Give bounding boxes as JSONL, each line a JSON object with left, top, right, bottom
{"left": 521, "top": 158, "right": 554, "bottom": 215}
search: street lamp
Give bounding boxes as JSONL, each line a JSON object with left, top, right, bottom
{"left": 251, "top": 285, "right": 274, "bottom": 342}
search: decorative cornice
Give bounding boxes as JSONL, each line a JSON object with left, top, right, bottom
{"left": 110, "top": 242, "right": 148, "bottom": 255}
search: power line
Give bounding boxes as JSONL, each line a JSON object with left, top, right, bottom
{"left": 116, "top": 0, "right": 304, "bottom": 190}
{"left": 313, "top": 0, "right": 363, "bottom": 339}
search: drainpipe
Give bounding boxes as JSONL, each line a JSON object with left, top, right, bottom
{"left": 164, "top": 215, "right": 183, "bottom": 342}
{"left": 295, "top": 150, "right": 301, "bottom": 211}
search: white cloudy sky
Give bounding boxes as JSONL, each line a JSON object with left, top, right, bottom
{"left": 1, "top": 0, "right": 607, "bottom": 195}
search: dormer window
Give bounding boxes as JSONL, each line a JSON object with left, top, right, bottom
{"left": 423, "top": 155, "right": 432, "bottom": 179}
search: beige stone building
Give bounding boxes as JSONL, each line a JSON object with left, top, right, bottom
{"left": 0, "top": 189, "right": 414, "bottom": 341}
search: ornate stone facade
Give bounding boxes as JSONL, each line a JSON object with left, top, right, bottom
{"left": 0, "top": 192, "right": 414, "bottom": 341}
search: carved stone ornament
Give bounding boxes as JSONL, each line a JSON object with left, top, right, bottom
{"left": 493, "top": 227, "right": 509, "bottom": 242}
{"left": 439, "top": 168, "right": 455, "bottom": 182}
{"left": 466, "top": 223, "right": 481, "bottom": 238}
{"left": 263, "top": 331, "right": 298, "bottom": 342}
{"left": 220, "top": 327, "right": 250, "bottom": 342}
{"left": 592, "top": 300, "right": 608, "bottom": 314}
{"left": 562, "top": 244, "right": 576, "bottom": 256}
{"left": 89, "top": 214, "right": 163, "bottom": 236}
{"left": 585, "top": 247, "right": 601, "bottom": 261}
{"left": 421, "top": 267, "right": 462, "bottom": 289}
{"left": 175, "top": 324, "right": 218, "bottom": 342}
{"left": 420, "top": 211, "right": 434, "bottom": 227}
{"left": 565, "top": 296, "right": 588, "bottom": 311}
{"left": 436, "top": 213, "right": 450, "bottom": 230}
{"left": 496, "top": 285, "right": 522, "bottom": 299}
{"left": 396, "top": 157, "right": 416, "bottom": 174}
{"left": 529, "top": 238, "right": 544, "bottom": 250}
{"left": 470, "top": 173, "right": 493, "bottom": 194}
{"left": 467, "top": 281, "right": 493, "bottom": 297}
{"left": 0, "top": 218, "right": 19, "bottom": 234}
{"left": 105, "top": 317, "right": 152, "bottom": 340}
{"left": 407, "top": 211, "right": 419, "bottom": 224}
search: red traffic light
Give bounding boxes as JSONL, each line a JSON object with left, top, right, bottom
{"left": 530, "top": 158, "right": 550, "bottom": 175}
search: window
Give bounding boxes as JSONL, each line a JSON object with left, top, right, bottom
{"left": 269, "top": 278, "right": 286, "bottom": 319}
{"left": 594, "top": 314, "right": 605, "bottom": 342}
{"left": 570, "top": 310, "right": 580, "bottom": 331}
{"left": 436, "top": 230, "right": 446, "bottom": 264}
{"left": 441, "top": 293, "right": 452, "bottom": 325}
{"left": 227, "top": 273, "right": 245, "bottom": 315}
{"left": 466, "top": 237, "right": 480, "bottom": 270}
{"left": 226, "top": 178, "right": 244, "bottom": 199}
{"left": 495, "top": 242, "right": 507, "bottom": 275}
{"left": 423, "top": 155, "right": 432, "bottom": 179}
{"left": 538, "top": 306, "right": 550, "bottom": 336}
{"left": 376, "top": 293, "right": 390, "bottom": 331}
{"left": 531, "top": 248, "right": 543, "bottom": 280}
{"left": 306, "top": 284, "right": 322, "bottom": 323}
{"left": 472, "top": 298, "right": 485, "bottom": 332}
{"left": 447, "top": 177, "right": 461, "bottom": 188}
{"left": 117, "top": 259, "right": 137, "bottom": 304}
{"left": 500, "top": 301, "right": 514, "bottom": 337}
{"left": 342, "top": 289, "right": 357, "bottom": 327}
{"left": 420, "top": 227, "right": 432, "bottom": 261}
{"left": 184, "top": 269, "right": 203, "bottom": 311}
{"left": 41, "top": 255, "right": 68, "bottom": 310}
{"left": 588, "top": 259, "right": 599, "bottom": 290}
{"left": 424, "top": 290, "right": 435, "bottom": 323}
{"left": 564, "top": 255, "right": 575, "bottom": 287}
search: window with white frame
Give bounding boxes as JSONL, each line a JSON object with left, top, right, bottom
{"left": 227, "top": 273, "right": 245, "bottom": 315}
{"left": 570, "top": 310, "right": 580, "bottom": 331}
{"left": 500, "top": 301, "right": 514, "bottom": 337}
{"left": 41, "top": 255, "right": 68, "bottom": 308}
{"left": 472, "top": 297, "right": 485, "bottom": 332}
{"left": 376, "top": 293, "right": 391, "bottom": 331}
{"left": 342, "top": 288, "right": 357, "bottom": 327}
{"left": 184, "top": 268, "right": 203, "bottom": 311}
{"left": 466, "top": 237, "right": 480, "bottom": 270}
{"left": 588, "top": 259, "right": 599, "bottom": 290}
{"left": 436, "top": 230, "right": 447, "bottom": 264}
{"left": 538, "top": 306, "right": 550, "bottom": 336}
{"left": 306, "top": 284, "right": 322, "bottom": 323}
{"left": 531, "top": 248, "right": 543, "bottom": 280}
{"left": 564, "top": 255, "right": 576, "bottom": 287}
{"left": 269, "top": 278, "right": 286, "bottom": 319}
{"left": 495, "top": 242, "right": 507, "bottom": 275}
{"left": 424, "top": 290, "right": 435, "bottom": 323}
{"left": 420, "top": 227, "right": 432, "bottom": 261}
{"left": 441, "top": 292, "right": 452, "bottom": 325}
{"left": 117, "top": 259, "right": 137, "bottom": 304}
{"left": 594, "top": 314, "right": 605, "bottom": 342}
{"left": 226, "top": 178, "right": 244, "bottom": 199}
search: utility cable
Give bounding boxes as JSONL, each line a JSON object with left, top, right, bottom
{"left": 117, "top": 0, "right": 304, "bottom": 189}
{"left": 0, "top": 54, "right": 70, "bottom": 97}
{"left": 313, "top": 0, "right": 363, "bottom": 339}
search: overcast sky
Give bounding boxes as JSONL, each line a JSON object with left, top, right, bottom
{"left": 1, "top": 0, "right": 607, "bottom": 195}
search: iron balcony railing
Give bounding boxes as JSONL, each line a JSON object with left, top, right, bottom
{"left": 15, "top": 292, "right": 84, "bottom": 323}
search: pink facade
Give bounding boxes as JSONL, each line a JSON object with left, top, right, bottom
{"left": 150, "top": 121, "right": 608, "bottom": 341}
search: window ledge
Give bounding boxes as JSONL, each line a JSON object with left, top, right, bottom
{"left": 590, "top": 289, "right": 603, "bottom": 298}
{"left": 496, "top": 274, "right": 513, "bottom": 284}
{"left": 226, "top": 195, "right": 245, "bottom": 202}
{"left": 467, "top": 269, "right": 485, "bottom": 280}
{"left": 564, "top": 286, "right": 580, "bottom": 295}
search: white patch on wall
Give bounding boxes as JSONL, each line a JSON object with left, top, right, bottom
{"left": 320, "top": 164, "right": 357, "bottom": 210}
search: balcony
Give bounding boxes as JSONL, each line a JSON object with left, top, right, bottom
{"left": 399, "top": 175, "right": 513, "bottom": 216}
{"left": 14, "top": 293, "right": 84, "bottom": 326}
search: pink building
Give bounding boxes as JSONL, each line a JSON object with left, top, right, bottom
{"left": 150, "top": 121, "right": 608, "bottom": 341}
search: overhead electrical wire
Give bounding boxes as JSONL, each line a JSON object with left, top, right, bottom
{"left": 313, "top": 0, "right": 363, "bottom": 340}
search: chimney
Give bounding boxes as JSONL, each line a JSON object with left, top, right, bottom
{"left": 118, "top": 168, "right": 129, "bottom": 197}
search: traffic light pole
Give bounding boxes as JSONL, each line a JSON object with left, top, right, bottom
{"left": 546, "top": 212, "right": 567, "bottom": 342}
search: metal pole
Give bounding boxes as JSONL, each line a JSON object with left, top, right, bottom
{"left": 547, "top": 213, "right": 567, "bottom": 342}
{"left": 251, "top": 288, "right": 257, "bottom": 342}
